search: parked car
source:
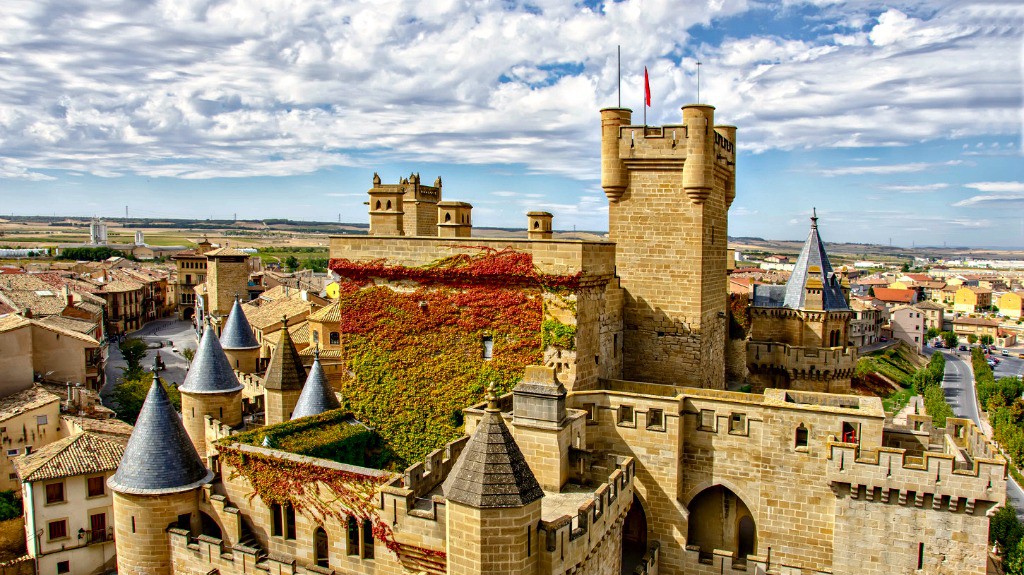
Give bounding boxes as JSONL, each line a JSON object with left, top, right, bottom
{"left": 1002, "top": 349, "right": 1010, "bottom": 357}
{"left": 959, "top": 345, "right": 969, "bottom": 351}
{"left": 988, "top": 360, "right": 997, "bottom": 368}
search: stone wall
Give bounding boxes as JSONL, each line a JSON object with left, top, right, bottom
{"left": 113, "top": 489, "right": 201, "bottom": 575}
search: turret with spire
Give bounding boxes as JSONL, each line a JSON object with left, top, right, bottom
{"left": 109, "top": 364, "right": 213, "bottom": 575}
{"left": 179, "top": 321, "right": 245, "bottom": 459}
{"left": 442, "top": 384, "right": 544, "bottom": 574}
{"left": 290, "top": 347, "right": 342, "bottom": 420}
{"left": 263, "top": 315, "right": 308, "bottom": 424}
{"left": 220, "top": 296, "right": 261, "bottom": 374}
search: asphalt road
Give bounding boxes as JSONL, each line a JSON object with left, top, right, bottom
{"left": 101, "top": 318, "right": 199, "bottom": 407}
{"left": 930, "top": 345, "right": 1024, "bottom": 516}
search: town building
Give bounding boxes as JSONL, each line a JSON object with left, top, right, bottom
{"left": 913, "top": 300, "right": 945, "bottom": 333}
{"left": 106, "top": 102, "right": 1003, "bottom": 575}
{"left": 848, "top": 297, "right": 884, "bottom": 348}
{"left": 997, "top": 291, "right": 1024, "bottom": 320}
{"left": 952, "top": 316, "right": 1000, "bottom": 341}
{"left": 889, "top": 305, "right": 927, "bottom": 354}
{"left": 14, "top": 432, "right": 124, "bottom": 575}
{"left": 953, "top": 286, "right": 993, "bottom": 314}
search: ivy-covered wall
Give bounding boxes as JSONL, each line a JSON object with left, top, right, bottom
{"left": 328, "top": 248, "right": 581, "bottom": 466}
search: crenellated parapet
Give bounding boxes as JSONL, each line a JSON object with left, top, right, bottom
{"left": 825, "top": 419, "right": 1006, "bottom": 512}
{"left": 747, "top": 341, "right": 857, "bottom": 383}
{"left": 538, "top": 457, "right": 636, "bottom": 574}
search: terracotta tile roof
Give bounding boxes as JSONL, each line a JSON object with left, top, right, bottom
{"left": 0, "top": 302, "right": 14, "bottom": 315}
{"left": 37, "top": 315, "right": 98, "bottom": 336}
{"left": 307, "top": 302, "right": 340, "bottom": 323}
{"left": 0, "top": 274, "right": 69, "bottom": 316}
{"left": 264, "top": 322, "right": 310, "bottom": 346}
{"left": 953, "top": 316, "right": 1000, "bottom": 327}
{"left": 204, "top": 247, "right": 249, "bottom": 257}
{"left": 242, "top": 297, "right": 311, "bottom": 330}
{"left": 855, "top": 277, "right": 890, "bottom": 286}
{"left": 913, "top": 301, "right": 945, "bottom": 311}
{"left": 0, "top": 386, "right": 61, "bottom": 424}
{"left": 0, "top": 314, "right": 30, "bottom": 333}
{"left": 871, "top": 288, "right": 916, "bottom": 303}
{"left": 98, "top": 279, "right": 144, "bottom": 293}
{"left": 904, "top": 273, "right": 931, "bottom": 282}
{"left": 13, "top": 432, "right": 125, "bottom": 483}
{"left": 298, "top": 347, "right": 343, "bottom": 358}
{"left": 31, "top": 319, "right": 99, "bottom": 346}
{"left": 60, "top": 415, "right": 134, "bottom": 446}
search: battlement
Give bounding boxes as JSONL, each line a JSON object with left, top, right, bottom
{"left": 538, "top": 457, "right": 636, "bottom": 574}
{"left": 747, "top": 341, "right": 857, "bottom": 382}
{"left": 372, "top": 172, "right": 442, "bottom": 200}
{"left": 825, "top": 418, "right": 1006, "bottom": 509}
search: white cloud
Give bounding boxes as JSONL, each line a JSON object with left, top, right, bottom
{"left": 819, "top": 160, "right": 962, "bottom": 176}
{"left": 881, "top": 183, "right": 949, "bottom": 193}
{"left": 964, "top": 181, "right": 1024, "bottom": 193}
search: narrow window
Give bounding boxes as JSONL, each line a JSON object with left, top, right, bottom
{"left": 330, "top": 332, "right": 340, "bottom": 345}
{"left": 482, "top": 336, "right": 493, "bottom": 360}
{"left": 730, "top": 413, "right": 746, "bottom": 433}
{"left": 917, "top": 542, "right": 924, "bottom": 570}
{"left": 270, "top": 503, "right": 283, "bottom": 537}
{"left": 374, "top": 200, "right": 381, "bottom": 210}
{"left": 219, "top": 407, "right": 223, "bottom": 418}
{"left": 613, "top": 333, "right": 619, "bottom": 357}
{"left": 527, "top": 526, "right": 532, "bottom": 556}
{"left": 583, "top": 403, "right": 596, "bottom": 421}
{"left": 795, "top": 424, "right": 809, "bottom": 448}
{"left": 385, "top": 200, "right": 392, "bottom": 210}
{"left": 285, "top": 505, "right": 296, "bottom": 540}
{"left": 57, "top": 561, "right": 70, "bottom": 574}
{"left": 362, "top": 518, "right": 374, "bottom": 559}
{"left": 841, "top": 422, "right": 858, "bottom": 444}
{"left": 314, "top": 526, "right": 329, "bottom": 567}
{"left": 131, "top": 516, "right": 136, "bottom": 533}
{"left": 647, "top": 409, "right": 664, "bottom": 429}
{"left": 617, "top": 405, "right": 634, "bottom": 426}
{"left": 347, "top": 516, "right": 359, "bottom": 556}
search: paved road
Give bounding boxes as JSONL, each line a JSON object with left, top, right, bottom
{"left": 932, "top": 346, "right": 1024, "bottom": 515}
{"left": 101, "top": 319, "right": 198, "bottom": 407}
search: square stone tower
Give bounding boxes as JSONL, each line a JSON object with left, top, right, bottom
{"left": 204, "top": 247, "right": 250, "bottom": 321}
{"left": 601, "top": 105, "right": 737, "bottom": 388}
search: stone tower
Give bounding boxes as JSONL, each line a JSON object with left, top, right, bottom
{"left": 368, "top": 173, "right": 405, "bottom": 236}
{"left": 601, "top": 104, "right": 737, "bottom": 388}
{"left": 220, "top": 298, "right": 261, "bottom": 374}
{"left": 401, "top": 173, "right": 442, "bottom": 236}
{"left": 747, "top": 212, "right": 856, "bottom": 392}
{"left": 442, "top": 386, "right": 544, "bottom": 575}
{"left": 108, "top": 368, "right": 213, "bottom": 575}
{"left": 179, "top": 323, "right": 244, "bottom": 459}
{"left": 204, "top": 247, "right": 250, "bottom": 327}
{"left": 290, "top": 349, "right": 341, "bottom": 420}
{"left": 436, "top": 201, "right": 473, "bottom": 238}
{"left": 263, "top": 318, "right": 307, "bottom": 424}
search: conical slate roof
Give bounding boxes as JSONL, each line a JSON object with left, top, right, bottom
{"left": 290, "top": 354, "right": 341, "bottom": 420}
{"left": 220, "top": 299, "right": 260, "bottom": 350}
{"left": 180, "top": 325, "right": 244, "bottom": 395}
{"left": 264, "top": 319, "right": 306, "bottom": 391}
{"left": 108, "top": 370, "right": 213, "bottom": 495}
{"left": 442, "top": 390, "right": 543, "bottom": 509}
{"left": 781, "top": 211, "right": 849, "bottom": 311}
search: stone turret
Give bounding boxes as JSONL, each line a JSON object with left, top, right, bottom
{"left": 600, "top": 103, "right": 737, "bottom": 389}
{"left": 108, "top": 367, "right": 213, "bottom": 575}
{"left": 443, "top": 385, "right": 544, "bottom": 574}
{"left": 526, "top": 211, "right": 553, "bottom": 240}
{"left": 290, "top": 349, "right": 341, "bottom": 420}
{"left": 263, "top": 317, "right": 307, "bottom": 424}
{"left": 204, "top": 247, "right": 250, "bottom": 329}
{"left": 368, "top": 173, "right": 405, "bottom": 236}
{"left": 179, "top": 323, "right": 244, "bottom": 459}
{"left": 437, "top": 201, "right": 473, "bottom": 238}
{"left": 220, "top": 298, "right": 260, "bottom": 373}
{"left": 511, "top": 365, "right": 578, "bottom": 491}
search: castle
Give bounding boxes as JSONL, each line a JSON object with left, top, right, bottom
{"left": 106, "top": 102, "right": 1006, "bottom": 575}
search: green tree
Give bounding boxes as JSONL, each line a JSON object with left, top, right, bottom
{"left": 925, "top": 327, "right": 940, "bottom": 340}
{"left": 111, "top": 374, "right": 182, "bottom": 425}
{"left": 981, "top": 334, "right": 995, "bottom": 346}
{"left": 0, "top": 490, "right": 22, "bottom": 521}
{"left": 181, "top": 347, "right": 195, "bottom": 370}
{"left": 118, "top": 338, "right": 149, "bottom": 379}
{"left": 968, "top": 334, "right": 978, "bottom": 345}
{"left": 901, "top": 262, "right": 911, "bottom": 272}
{"left": 942, "top": 331, "right": 959, "bottom": 349}
{"left": 284, "top": 255, "right": 300, "bottom": 271}
{"left": 868, "top": 286, "right": 875, "bottom": 297}
{"left": 302, "top": 257, "right": 329, "bottom": 273}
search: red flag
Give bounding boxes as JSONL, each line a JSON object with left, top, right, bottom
{"left": 644, "top": 67, "right": 651, "bottom": 107}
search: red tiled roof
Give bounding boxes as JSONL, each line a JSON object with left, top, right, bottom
{"left": 872, "top": 288, "right": 915, "bottom": 303}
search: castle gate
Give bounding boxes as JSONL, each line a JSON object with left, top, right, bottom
{"left": 621, "top": 495, "right": 648, "bottom": 573}
{"left": 686, "top": 485, "right": 756, "bottom": 561}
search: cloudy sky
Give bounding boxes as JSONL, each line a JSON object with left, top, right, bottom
{"left": 1, "top": 0, "right": 1021, "bottom": 247}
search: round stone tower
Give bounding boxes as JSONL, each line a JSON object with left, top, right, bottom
{"left": 179, "top": 322, "right": 244, "bottom": 459}
{"left": 290, "top": 349, "right": 341, "bottom": 420}
{"left": 220, "top": 297, "right": 261, "bottom": 374}
{"left": 108, "top": 367, "right": 214, "bottom": 575}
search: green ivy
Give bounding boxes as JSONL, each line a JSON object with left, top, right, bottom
{"left": 230, "top": 409, "right": 392, "bottom": 468}
{"left": 542, "top": 319, "right": 577, "bottom": 350}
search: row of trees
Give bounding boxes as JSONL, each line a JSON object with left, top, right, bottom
{"left": 992, "top": 505, "right": 1024, "bottom": 573}
{"left": 56, "top": 246, "right": 129, "bottom": 261}
{"left": 914, "top": 352, "right": 953, "bottom": 427}
{"left": 924, "top": 327, "right": 994, "bottom": 349}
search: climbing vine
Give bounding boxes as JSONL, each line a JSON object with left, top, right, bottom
{"left": 327, "top": 248, "right": 580, "bottom": 465}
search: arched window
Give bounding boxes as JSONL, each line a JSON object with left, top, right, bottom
{"left": 386, "top": 200, "right": 392, "bottom": 210}
{"left": 445, "top": 212, "right": 452, "bottom": 222}
{"left": 362, "top": 518, "right": 374, "bottom": 559}
{"left": 534, "top": 221, "right": 540, "bottom": 229}
{"left": 375, "top": 200, "right": 381, "bottom": 210}
{"left": 314, "top": 526, "right": 329, "bottom": 567}
{"left": 795, "top": 424, "right": 808, "bottom": 448}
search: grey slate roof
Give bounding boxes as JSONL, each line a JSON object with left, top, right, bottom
{"left": 753, "top": 212, "right": 849, "bottom": 311}
{"left": 220, "top": 299, "right": 260, "bottom": 350}
{"left": 290, "top": 355, "right": 341, "bottom": 420}
{"left": 442, "top": 396, "right": 543, "bottom": 509}
{"left": 263, "top": 321, "right": 306, "bottom": 391}
{"left": 180, "top": 325, "right": 244, "bottom": 395}
{"left": 108, "top": 370, "right": 213, "bottom": 495}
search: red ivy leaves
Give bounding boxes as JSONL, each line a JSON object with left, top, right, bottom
{"left": 328, "top": 246, "right": 581, "bottom": 290}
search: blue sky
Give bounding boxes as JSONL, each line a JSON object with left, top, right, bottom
{"left": 1, "top": 0, "right": 1021, "bottom": 247}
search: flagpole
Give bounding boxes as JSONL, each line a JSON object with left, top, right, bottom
{"left": 696, "top": 60, "right": 702, "bottom": 103}
{"left": 617, "top": 45, "right": 621, "bottom": 108}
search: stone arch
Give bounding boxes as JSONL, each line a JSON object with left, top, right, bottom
{"left": 686, "top": 485, "right": 757, "bottom": 560}
{"left": 198, "top": 511, "right": 222, "bottom": 540}
{"left": 682, "top": 478, "right": 758, "bottom": 515}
